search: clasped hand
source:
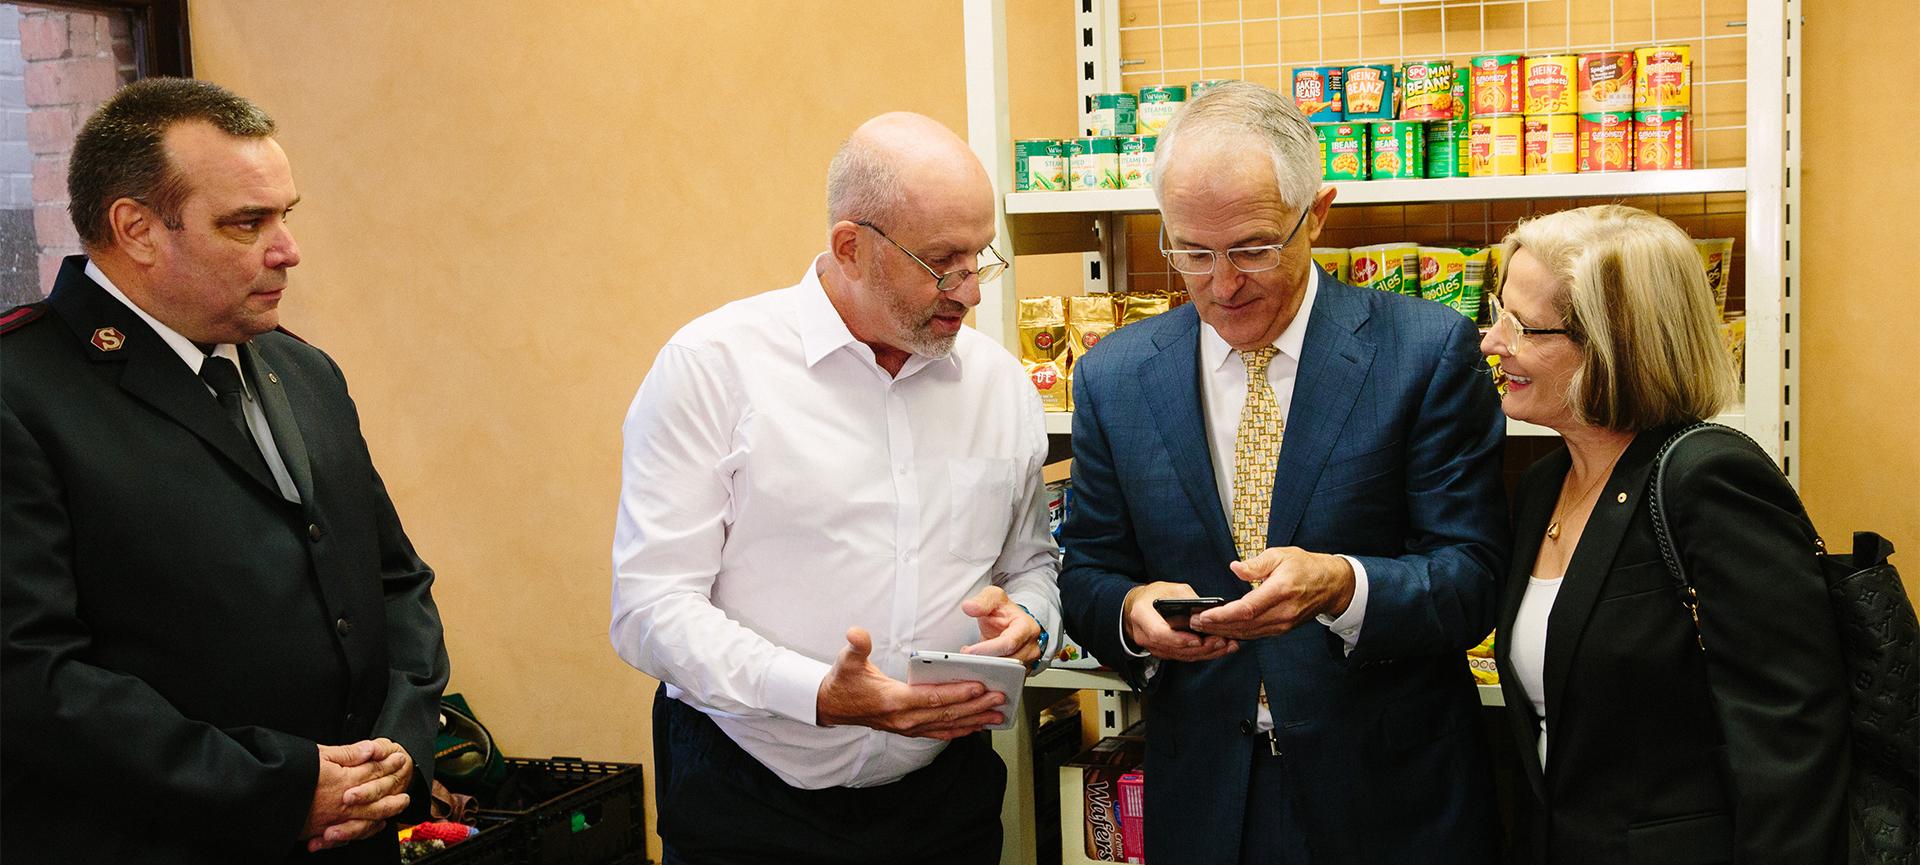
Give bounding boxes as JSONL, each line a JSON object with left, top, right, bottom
{"left": 304, "top": 738, "right": 413, "bottom": 853}
{"left": 814, "top": 586, "right": 1042, "bottom": 739}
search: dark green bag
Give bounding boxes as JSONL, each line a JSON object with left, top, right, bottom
{"left": 435, "top": 693, "right": 508, "bottom": 798}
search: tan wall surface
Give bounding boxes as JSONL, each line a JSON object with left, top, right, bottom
{"left": 187, "top": 2, "right": 975, "bottom": 858}
{"left": 182, "top": 0, "right": 1918, "bottom": 859}
{"left": 1801, "top": 0, "right": 1920, "bottom": 594}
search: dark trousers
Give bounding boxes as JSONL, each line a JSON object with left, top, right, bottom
{"left": 654, "top": 688, "right": 1005, "bottom": 865}
{"left": 1240, "top": 745, "right": 1315, "bottom": 865}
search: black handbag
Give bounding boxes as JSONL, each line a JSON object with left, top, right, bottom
{"left": 1649, "top": 422, "right": 1919, "bottom": 865}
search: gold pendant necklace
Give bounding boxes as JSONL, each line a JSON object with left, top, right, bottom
{"left": 1546, "top": 447, "right": 1627, "bottom": 544}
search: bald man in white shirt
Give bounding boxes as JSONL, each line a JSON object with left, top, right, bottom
{"left": 610, "top": 112, "right": 1060, "bottom": 865}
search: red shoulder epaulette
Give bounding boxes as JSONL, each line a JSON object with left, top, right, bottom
{"left": 273, "top": 324, "right": 309, "bottom": 345}
{"left": 0, "top": 303, "right": 48, "bottom": 335}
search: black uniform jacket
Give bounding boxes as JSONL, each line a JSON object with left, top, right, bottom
{"left": 2, "top": 256, "right": 451, "bottom": 863}
{"left": 1495, "top": 423, "right": 1848, "bottom": 865}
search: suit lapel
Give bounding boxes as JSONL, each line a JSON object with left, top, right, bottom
{"left": 240, "top": 342, "right": 313, "bottom": 505}
{"left": 44, "top": 259, "right": 282, "bottom": 496}
{"left": 1540, "top": 429, "right": 1665, "bottom": 723}
{"left": 1498, "top": 447, "right": 1566, "bottom": 801}
{"left": 1266, "top": 273, "right": 1375, "bottom": 547}
{"left": 1139, "top": 308, "right": 1238, "bottom": 565}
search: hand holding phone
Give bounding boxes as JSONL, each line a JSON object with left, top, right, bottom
{"left": 1152, "top": 596, "right": 1226, "bottom": 631}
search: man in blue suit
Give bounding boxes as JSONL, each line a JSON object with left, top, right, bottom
{"left": 1058, "top": 82, "right": 1508, "bottom": 864}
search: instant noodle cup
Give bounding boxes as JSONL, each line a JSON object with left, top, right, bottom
{"left": 1014, "top": 139, "right": 1067, "bottom": 191}
{"left": 1085, "top": 92, "right": 1138, "bottom": 136}
{"left": 1469, "top": 116, "right": 1524, "bottom": 176}
{"left": 1634, "top": 46, "right": 1691, "bottom": 111}
{"left": 1579, "top": 51, "right": 1635, "bottom": 113}
{"left": 1402, "top": 61, "right": 1455, "bottom": 121}
{"left": 1578, "top": 112, "right": 1635, "bottom": 172}
{"left": 1343, "top": 64, "right": 1397, "bottom": 121}
{"left": 1634, "top": 109, "right": 1691, "bottom": 170}
{"left": 1137, "top": 85, "right": 1187, "bottom": 136}
{"left": 1418, "top": 247, "right": 1470, "bottom": 314}
{"left": 1120, "top": 135, "right": 1157, "bottom": 189}
{"left": 1318, "top": 123, "right": 1369, "bottom": 180}
{"left": 1118, "top": 292, "right": 1172, "bottom": 325}
{"left": 1426, "top": 121, "right": 1470, "bottom": 177}
{"left": 1069, "top": 136, "right": 1123, "bottom": 189}
{"left": 1350, "top": 243, "right": 1417, "bottom": 295}
{"left": 1524, "top": 55, "right": 1578, "bottom": 115}
{"left": 1292, "top": 67, "right": 1346, "bottom": 122}
{"left": 1694, "top": 237, "right": 1735, "bottom": 319}
{"left": 1066, "top": 294, "right": 1119, "bottom": 361}
{"left": 1470, "top": 54, "right": 1524, "bottom": 117}
{"left": 1312, "top": 248, "right": 1351, "bottom": 283}
{"left": 1524, "top": 114, "right": 1578, "bottom": 175}
{"left": 1371, "top": 121, "right": 1425, "bottom": 179}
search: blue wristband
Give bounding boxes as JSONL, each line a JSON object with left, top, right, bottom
{"left": 1016, "top": 603, "right": 1049, "bottom": 667}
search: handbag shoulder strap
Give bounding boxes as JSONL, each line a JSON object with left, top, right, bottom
{"left": 1647, "top": 421, "right": 1776, "bottom": 650}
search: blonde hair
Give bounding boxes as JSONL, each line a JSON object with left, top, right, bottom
{"left": 1497, "top": 205, "right": 1736, "bottom": 431}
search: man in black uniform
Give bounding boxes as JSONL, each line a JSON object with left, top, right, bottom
{"left": 1, "top": 78, "right": 449, "bottom": 863}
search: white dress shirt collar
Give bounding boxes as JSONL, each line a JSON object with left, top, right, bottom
{"left": 1198, "top": 263, "right": 1319, "bottom": 372}
{"left": 796, "top": 254, "right": 953, "bottom": 381}
{"left": 84, "top": 259, "right": 242, "bottom": 373}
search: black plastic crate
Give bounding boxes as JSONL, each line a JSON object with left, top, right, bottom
{"left": 476, "top": 757, "right": 646, "bottom": 865}
{"left": 410, "top": 813, "right": 519, "bottom": 865}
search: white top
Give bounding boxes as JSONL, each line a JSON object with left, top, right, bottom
{"left": 609, "top": 254, "right": 1061, "bottom": 790}
{"left": 1510, "top": 575, "right": 1562, "bottom": 767}
{"left": 87, "top": 259, "right": 301, "bottom": 503}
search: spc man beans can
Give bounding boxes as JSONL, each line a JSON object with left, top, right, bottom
{"left": 1402, "top": 61, "right": 1456, "bottom": 121}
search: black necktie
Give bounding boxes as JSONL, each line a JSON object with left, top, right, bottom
{"left": 199, "top": 355, "right": 253, "bottom": 438}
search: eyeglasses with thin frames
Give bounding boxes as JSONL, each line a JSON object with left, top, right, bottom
{"left": 855, "top": 221, "right": 1009, "bottom": 292}
{"left": 1487, "top": 295, "right": 1573, "bottom": 357}
{"left": 1158, "top": 206, "right": 1312, "bottom": 276}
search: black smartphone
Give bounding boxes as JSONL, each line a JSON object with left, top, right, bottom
{"left": 1152, "top": 597, "right": 1226, "bottom": 626}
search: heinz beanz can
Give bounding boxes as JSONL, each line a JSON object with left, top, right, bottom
{"left": 1634, "top": 46, "right": 1691, "bottom": 111}
{"left": 1343, "top": 64, "right": 1396, "bottom": 121}
{"left": 1292, "top": 67, "right": 1346, "bottom": 122}
{"left": 1524, "top": 55, "right": 1578, "bottom": 115}
{"left": 1318, "top": 123, "right": 1369, "bottom": 180}
{"left": 1470, "top": 54, "right": 1524, "bottom": 117}
{"left": 1068, "top": 136, "right": 1122, "bottom": 189}
{"left": 1469, "top": 116, "right": 1524, "bottom": 176}
{"left": 1634, "top": 109, "right": 1691, "bottom": 170}
{"left": 1371, "top": 121, "right": 1425, "bottom": 179}
{"left": 1578, "top": 112, "right": 1634, "bottom": 172}
{"left": 1136, "top": 85, "right": 1186, "bottom": 136}
{"left": 1086, "top": 92, "right": 1138, "bottom": 136}
{"left": 1524, "top": 114, "right": 1578, "bottom": 174}
{"left": 1579, "top": 51, "right": 1635, "bottom": 113}
{"left": 1402, "top": 61, "right": 1455, "bottom": 121}
{"left": 1426, "top": 121, "right": 1469, "bottom": 177}
{"left": 1120, "top": 135, "right": 1156, "bottom": 189}
{"left": 1014, "top": 139, "right": 1067, "bottom": 191}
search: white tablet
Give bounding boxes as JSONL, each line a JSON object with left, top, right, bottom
{"left": 905, "top": 649, "right": 1027, "bottom": 731}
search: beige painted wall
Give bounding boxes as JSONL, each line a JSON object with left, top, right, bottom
{"left": 183, "top": 2, "right": 1918, "bottom": 859}
{"left": 1800, "top": 1, "right": 1920, "bottom": 595}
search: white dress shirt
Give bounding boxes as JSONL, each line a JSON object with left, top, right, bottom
{"left": 87, "top": 259, "right": 301, "bottom": 503}
{"left": 1510, "top": 575, "right": 1562, "bottom": 767}
{"left": 610, "top": 254, "right": 1061, "bottom": 790}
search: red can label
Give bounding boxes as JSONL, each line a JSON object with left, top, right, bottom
{"left": 1471, "top": 54, "right": 1524, "bottom": 116}
{"left": 1578, "top": 112, "right": 1635, "bottom": 172}
{"left": 1634, "top": 109, "right": 1691, "bottom": 170}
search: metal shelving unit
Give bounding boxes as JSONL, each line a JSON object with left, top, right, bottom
{"left": 964, "top": 2, "right": 1800, "bottom": 862}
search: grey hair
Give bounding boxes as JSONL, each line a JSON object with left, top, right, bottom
{"left": 825, "top": 134, "right": 908, "bottom": 226}
{"left": 1152, "top": 82, "right": 1320, "bottom": 213}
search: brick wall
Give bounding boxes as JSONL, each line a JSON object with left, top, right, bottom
{"left": 1, "top": 5, "right": 32, "bottom": 306}
{"left": 16, "top": 6, "right": 134, "bottom": 302}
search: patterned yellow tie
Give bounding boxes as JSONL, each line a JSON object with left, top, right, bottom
{"left": 1232, "top": 347, "right": 1284, "bottom": 568}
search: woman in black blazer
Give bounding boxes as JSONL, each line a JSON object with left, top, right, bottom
{"left": 1479, "top": 205, "right": 1848, "bottom": 865}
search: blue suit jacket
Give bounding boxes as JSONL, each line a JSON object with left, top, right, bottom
{"left": 1059, "top": 271, "right": 1509, "bottom": 865}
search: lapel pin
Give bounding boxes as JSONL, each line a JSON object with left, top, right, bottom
{"left": 1616, "top": 492, "right": 1628, "bottom": 503}
{"left": 90, "top": 327, "right": 125, "bottom": 352}
{"left": 267, "top": 372, "right": 280, "bottom": 384}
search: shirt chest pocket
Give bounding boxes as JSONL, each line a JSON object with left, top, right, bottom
{"left": 948, "top": 457, "right": 1019, "bottom": 564}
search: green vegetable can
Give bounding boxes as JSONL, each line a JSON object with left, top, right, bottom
{"left": 1371, "top": 121, "right": 1426, "bottom": 179}
{"left": 1317, "top": 123, "right": 1369, "bottom": 180}
{"left": 1136, "top": 85, "right": 1186, "bottom": 136}
{"left": 1014, "top": 139, "right": 1067, "bottom": 191}
{"left": 1120, "top": 135, "right": 1157, "bottom": 189}
{"left": 1069, "top": 136, "right": 1122, "bottom": 190}
{"left": 1424, "top": 121, "right": 1469, "bottom": 178}
{"left": 1085, "top": 93, "right": 1138, "bottom": 136}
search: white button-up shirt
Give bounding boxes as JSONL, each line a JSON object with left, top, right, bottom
{"left": 610, "top": 255, "right": 1061, "bottom": 789}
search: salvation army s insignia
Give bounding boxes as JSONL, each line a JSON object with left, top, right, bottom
{"left": 91, "top": 327, "right": 125, "bottom": 352}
